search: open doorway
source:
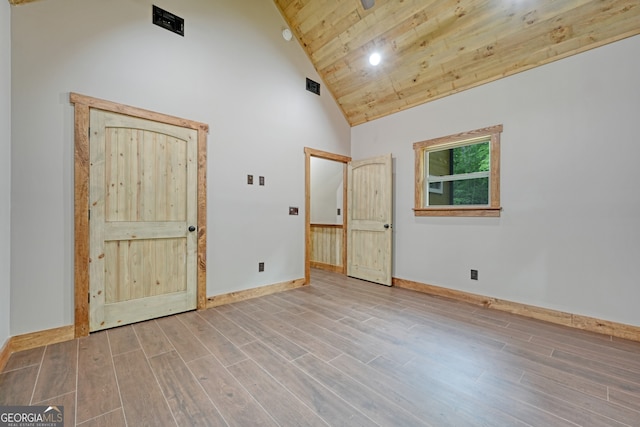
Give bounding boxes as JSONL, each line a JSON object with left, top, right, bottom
{"left": 304, "top": 148, "right": 351, "bottom": 284}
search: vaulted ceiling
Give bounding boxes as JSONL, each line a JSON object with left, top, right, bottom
{"left": 274, "top": 0, "right": 640, "bottom": 126}
{"left": 7, "top": 0, "right": 640, "bottom": 126}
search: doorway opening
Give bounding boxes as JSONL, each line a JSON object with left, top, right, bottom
{"left": 304, "top": 148, "right": 351, "bottom": 284}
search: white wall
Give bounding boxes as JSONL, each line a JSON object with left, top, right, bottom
{"left": 352, "top": 35, "right": 640, "bottom": 327}
{"left": 0, "top": 1, "right": 11, "bottom": 346}
{"left": 310, "top": 157, "right": 343, "bottom": 224}
{"left": 10, "top": 0, "right": 350, "bottom": 335}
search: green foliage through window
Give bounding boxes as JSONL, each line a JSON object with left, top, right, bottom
{"left": 452, "top": 142, "right": 489, "bottom": 205}
{"left": 452, "top": 142, "right": 489, "bottom": 174}
{"left": 427, "top": 141, "right": 490, "bottom": 206}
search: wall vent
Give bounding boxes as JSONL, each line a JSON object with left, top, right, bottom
{"left": 153, "top": 5, "right": 184, "bottom": 36}
{"left": 306, "top": 78, "right": 321, "bottom": 96}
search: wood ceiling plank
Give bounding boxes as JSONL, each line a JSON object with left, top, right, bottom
{"left": 299, "top": 0, "right": 639, "bottom": 125}
{"left": 322, "top": 3, "right": 454, "bottom": 98}
{"left": 309, "top": 0, "right": 425, "bottom": 66}
{"left": 344, "top": 0, "right": 640, "bottom": 125}
{"left": 334, "top": 0, "right": 580, "bottom": 99}
{"left": 295, "top": 0, "right": 339, "bottom": 25}
{"left": 338, "top": 75, "right": 400, "bottom": 111}
{"left": 279, "top": 0, "right": 306, "bottom": 18}
{"left": 297, "top": 0, "right": 357, "bottom": 34}
{"left": 274, "top": 0, "right": 298, "bottom": 10}
{"left": 298, "top": 6, "right": 362, "bottom": 52}
{"left": 383, "top": 3, "right": 572, "bottom": 94}
{"left": 315, "top": 12, "right": 432, "bottom": 99}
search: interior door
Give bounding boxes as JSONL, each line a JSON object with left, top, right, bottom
{"left": 89, "top": 109, "right": 198, "bottom": 331}
{"left": 347, "top": 153, "right": 393, "bottom": 286}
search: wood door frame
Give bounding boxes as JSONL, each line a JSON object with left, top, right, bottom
{"left": 71, "top": 93, "right": 209, "bottom": 337}
{"left": 304, "top": 147, "right": 351, "bottom": 284}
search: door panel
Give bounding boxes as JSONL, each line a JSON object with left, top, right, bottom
{"left": 89, "top": 110, "right": 198, "bottom": 331}
{"left": 347, "top": 154, "right": 393, "bottom": 286}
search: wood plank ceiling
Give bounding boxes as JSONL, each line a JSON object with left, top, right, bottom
{"left": 274, "top": 0, "right": 640, "bottom": 126}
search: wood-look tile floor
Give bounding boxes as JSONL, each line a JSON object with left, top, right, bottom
{"left": 2, "top": 269, "right": 640, "bottom": 426}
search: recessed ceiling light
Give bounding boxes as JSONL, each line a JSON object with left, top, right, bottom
{"left": 282, "top": 28, "right": 293, "bottom": 41}
{"left": 369, "top": 52, "right": 381, "bottom": 66}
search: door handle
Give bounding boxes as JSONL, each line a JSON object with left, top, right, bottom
{"left": 384, "top": 224, "right": 391, "bottom": 229}
{"left": 188, "top": 225, "right": 196, "bottom": 232}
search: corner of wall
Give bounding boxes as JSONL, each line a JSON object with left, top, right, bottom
{"left": 1, "top": 0, "right": 12, "bottom": 350}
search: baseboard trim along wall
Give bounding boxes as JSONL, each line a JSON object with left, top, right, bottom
{"left": 3, "top": 275, "right": 637, "bottom": 371}
{"left": 0, "top": 279, "right": 306, "bottom": 368}
{"left": 393, "top": 277, "right": 640, "bottom": 342}
{"left": 206, "top": 278, "right": 306, "bottom": 308}
{"left": 0, "top": 325, "right": 75, "bottom": 371}
{"left": 310, "top": 261, "right": 344, "bottom": 274}
{"left": 0, "top": 338, "right": 10, "bottom": 372}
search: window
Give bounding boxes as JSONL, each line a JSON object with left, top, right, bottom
{"left": 414, "top": 125, "right": 502, "bottom": 217}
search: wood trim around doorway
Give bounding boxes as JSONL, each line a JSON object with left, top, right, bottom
{"left": 304, "top": 147, "right": 351, "bottom": 284}
{"left": 70, "top": 93, "right": 209, "bottom": 338}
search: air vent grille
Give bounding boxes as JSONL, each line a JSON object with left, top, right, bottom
{"left": 306, "top": 78, "right": 321, "bottom": 96}
{"left": 153, "top": 5, "right": 184, "bottom": 36}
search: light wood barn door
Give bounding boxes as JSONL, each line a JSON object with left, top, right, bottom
{"left": 347, "top": 154, "right": 393, "bottom": 286}
{"left": 89, "top": 110, "right": 198, "bottom": 331}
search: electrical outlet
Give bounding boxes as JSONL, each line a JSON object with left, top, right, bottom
{"left": 258, "top": 262, "right": 265, "bottom": 272}
{"left": 247, "top": 175, "right": 254, "bottom": 185}
{"left": 289, "top": 207, "right": 299, "bottom": 215}
{"left": 471, "top": 269, "right": 478, "bottom": 280}
{"left": 259, "top": 176, "right": 265, "bottom": 186}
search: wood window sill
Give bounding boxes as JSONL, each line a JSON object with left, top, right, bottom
{"left": 413, "top": 207, "right": 502, "bottom": 217}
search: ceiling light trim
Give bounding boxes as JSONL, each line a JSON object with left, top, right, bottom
{"left": 361, "top": 0, "right": 375, "bottom": 10}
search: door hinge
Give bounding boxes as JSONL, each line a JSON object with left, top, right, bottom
{"left": 88, "top": 292, "right": 90, "bottom": 304}
{"left": 88, "top": 127, "right": 90, "bottom": 139}
{"left": 88, "top": 209, "right": 90, "bottom": 220}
